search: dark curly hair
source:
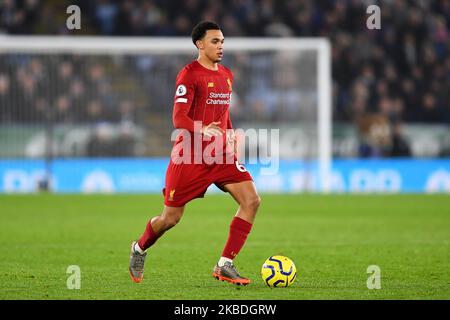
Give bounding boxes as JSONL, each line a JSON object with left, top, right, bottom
{"left": 191, "top": 21, "right": 221, "bottom": 47}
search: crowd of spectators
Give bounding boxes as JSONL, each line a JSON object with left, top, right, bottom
{"left": 0, "top": 0, "right": 449, "bottom": 157}
{"left": 0, "top": 56, "right": 142, "bottom": 124}
{"left": 0, "top": 55, "right": 144, "bottom": 157}
{"left": 1, "top": 0, "right": 448, "bottom": 125}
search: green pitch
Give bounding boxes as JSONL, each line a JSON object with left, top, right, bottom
{"left": 0, "top": 194, "right": 449, "bottom": 300}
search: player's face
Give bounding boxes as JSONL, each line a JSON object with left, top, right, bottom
{"left": 200, "top": 30, "right": 225, "bottom": 63}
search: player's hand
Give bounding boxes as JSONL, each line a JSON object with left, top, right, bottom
{"left": 202, "top": 122, "right": 224, "bottom": 137}
{"left": 226, "top": 129, "right": 237, "bottom": 154}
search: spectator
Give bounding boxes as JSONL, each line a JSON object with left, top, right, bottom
{"left": 56, "top": 61, "right": 74, "bottom": 93}
{"left": 95, "top": 0, "right": 117, "bottom": 35}
{"left": 113, "top": 0, "right": 134, "bottom": 36}
{"left": 84, "top": 100, "right": 105, "bottom": 123}
{"left": 86, "top": 123, "right": 114, "bottom": 157}
{"left": 117, "top": 100, "right": 136, "bottom": 124}
{"left": 389, "top": 121, "right": 411, "bottom": 157}
{"left": 357, "top": 114, "right": 392, "bottom": 158}
{"left": 111, "top": 122, "right": 136, "bottom": 157}
{"left": 53, "top": 95, "right": 73, "bottom": 123}
{"left": 420, "top": 93, "right": 442, "bottom": 123}
{"left": 0, "top": 74, "right": 12, "bottom": 122}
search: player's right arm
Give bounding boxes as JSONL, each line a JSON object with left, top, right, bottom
{"left": 172, "top": 69, "right": 197, "bottom": 132}
{"left": 172, "top": 68, "right": 223, "bottom": 137}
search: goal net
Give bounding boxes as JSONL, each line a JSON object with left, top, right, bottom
{"left": 0, "top": 36, "right": 331, "bottom": 193}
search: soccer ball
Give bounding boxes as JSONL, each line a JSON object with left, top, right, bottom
{"left": 261, "top": 255, "right": 297, "bottom": 288}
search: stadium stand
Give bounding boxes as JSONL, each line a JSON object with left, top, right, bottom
{"left": 0, "top": 0, "right": 449, "bottom": 158}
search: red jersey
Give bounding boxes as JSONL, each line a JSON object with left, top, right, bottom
{"left": 171, "top": 60, "right": 234, "bottom": 162}
{"left": 163, "top": 61, "right": 253, "bottom": 206}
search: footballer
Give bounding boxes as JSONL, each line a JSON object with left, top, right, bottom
{"left": 129, "top": 21, "right": 261, "bottom": 285}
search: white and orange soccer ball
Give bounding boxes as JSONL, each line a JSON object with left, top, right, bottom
{"left": 261, "top": 255, "right": 297, "bottom": 288}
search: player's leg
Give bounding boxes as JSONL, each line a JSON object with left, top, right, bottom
{"left": 130, "top": 158, "right": 212, "bottom": 283}
{"left": 129, "top": 205, "right": 185, "bottom": 283}
{"left": 136, "top": 205, "right": 185, "bottom": 251}
{"left": 213, "top": 180, "right": 261, "bottom": 285}
{"left": 223, "top": 180, "right": 261, "bottom": 224}
{"left": 220, "top": 180, "right": 260, "bottom": 259}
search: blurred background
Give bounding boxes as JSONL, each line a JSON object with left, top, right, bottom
{"left": 0, "top": 0, "right": 449, "bottom": 193}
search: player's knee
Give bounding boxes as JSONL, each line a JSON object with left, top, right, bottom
{"left": 243, "top": 195, "right": 261, "bottom": 212}
{"left": 253, "top": 195, "right": 261, "bottom": 211}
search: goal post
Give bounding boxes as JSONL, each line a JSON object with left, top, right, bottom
{"left": 0, "top": 36, "right": 332, "bottom": 193}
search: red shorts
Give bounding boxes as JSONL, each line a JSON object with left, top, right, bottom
{"left": 162, "top": 157, "right": 253, "bottom": 207}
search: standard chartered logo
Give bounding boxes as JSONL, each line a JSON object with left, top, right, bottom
{"left": 206, "top": 92, "right": 231, "bottom": 105}
{"left": 81, "top": 170, "right": 115, "bottom": 193}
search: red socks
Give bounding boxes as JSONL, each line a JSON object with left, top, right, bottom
{"left": 221, "top": 216, "right": 253, "bottom": 259}
{"left": 137, "top": 216, "right": 253, "bottom": 257}
{"left": 138, "top": 219, "right": 160, "bottom": 251}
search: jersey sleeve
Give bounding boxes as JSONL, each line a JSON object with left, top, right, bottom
{"left": 172, "top": 68, "right": 200, "bottom": 133}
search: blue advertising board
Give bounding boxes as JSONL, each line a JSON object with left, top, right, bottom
{"left": 0, "top": 158, "right": 449, "bottom": 193}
